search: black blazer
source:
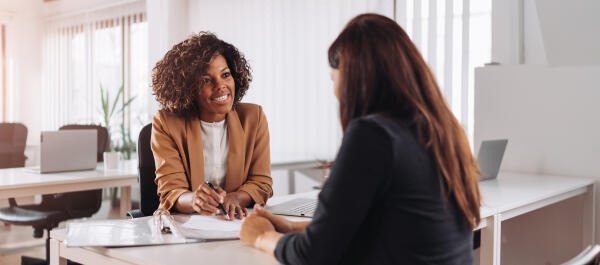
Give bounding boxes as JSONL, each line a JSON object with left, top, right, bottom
{"left": 275, "top": 114, "right": 473, "bottom": 265}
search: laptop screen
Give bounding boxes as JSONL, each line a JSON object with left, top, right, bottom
{"left": 477, "top": 139, "right": 508, "bottom": 181}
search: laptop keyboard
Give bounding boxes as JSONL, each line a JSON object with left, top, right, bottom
{"left": 268, "top": 198, "right": 318, "bottom": 217}
{"left": 288, "top": 200, "right": 318, "bottom": 215}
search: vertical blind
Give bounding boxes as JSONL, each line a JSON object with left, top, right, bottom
{"left": 42, "top": 0, "right": 149, "bottom": 147}
{"left": 397, "top": 0, "right": 492, "bottom": 145}
{"left": 188, "top": 0, "right": 395, "bottom": 162}
{"left": 188, "top": 0, "right": 491, "bottom": 161}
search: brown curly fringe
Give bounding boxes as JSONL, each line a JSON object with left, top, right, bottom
{"left": 151, "top": 32, "right": 252, "bottom": 118}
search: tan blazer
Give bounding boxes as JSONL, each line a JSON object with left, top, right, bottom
{"left": 151, "top": 103, "right": 273, "bottom": 210}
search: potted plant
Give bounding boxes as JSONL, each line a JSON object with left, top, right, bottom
{"left": 100, "top": 83, "right": 135, "bottom": 205}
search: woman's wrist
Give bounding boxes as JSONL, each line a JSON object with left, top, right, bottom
{"left": 231, "top": 190, "right": 253, "bottom": 207}
{"left": 291, "top": 221, "right": 310, "bottom": 233}
{"left": 255, "top": 230, "right": 284, "bottom": 255}
{"left": 175, "top": 191, "right": 195, "bottom": 213}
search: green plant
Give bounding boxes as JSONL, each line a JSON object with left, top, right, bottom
{"left": 99, "top": 83, "right": 136, "bottom": 203}
{"left": 99, "top": 83, "right": 136, "bottom": 153}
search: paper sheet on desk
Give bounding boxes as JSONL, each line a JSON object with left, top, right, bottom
{"left": 172, "top": 215, "right": 241, "bottom": 240}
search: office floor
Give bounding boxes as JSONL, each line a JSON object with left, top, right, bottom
{"left": 0, "top": 198, "right": 122, "bottom": 264}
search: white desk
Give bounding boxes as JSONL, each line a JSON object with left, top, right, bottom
{"left": 0, "top": 160, "right": 138, "bottom": 217}
{"left": 49, "top": 172, "right": 595, "bottom": 265}
{"left": 477, "top": 172, "right": 595, "bottom": 265}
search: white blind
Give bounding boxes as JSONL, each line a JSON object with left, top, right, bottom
{"left": 188, "top": 0, "right": 394, "bottom": 162}
{"left": 42, "top": 0, "right": 149, "bottom": 147}
{"left": 398, "top": 0, "right": 492, "bottom": 146}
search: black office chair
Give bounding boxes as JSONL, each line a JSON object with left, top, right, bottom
{"left": 127, "top": 123, "right": 159, "bottom": 218}
{"left": 0, "top": 125, "right": 108, "bottom": 265}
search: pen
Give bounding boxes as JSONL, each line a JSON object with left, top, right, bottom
{"left": 205, "top": 181, "right": 230, "bottom": 219}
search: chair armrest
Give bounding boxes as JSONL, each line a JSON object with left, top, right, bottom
{"left": 127, "top": 209, "right": 144, "bottom": 219}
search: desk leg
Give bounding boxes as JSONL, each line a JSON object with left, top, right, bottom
{"left": 583, "top": 183, "right": 596, "bottom": 246}
{"left": 49, "top": 238, "right": 67, "bottom": 265}
{"left": 288, "top": 170, "right": 296, "bottom": 194}
{"left": 120, "top": 186, "right": 132, "bottom": 217}
{"left": 480, "top": 214, "right": 501, "bottom": 265}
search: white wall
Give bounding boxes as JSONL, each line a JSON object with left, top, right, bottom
{"left": 491, "top": 0, "right": 547, "bottom": 65}
{"left": 0, "top": 0, "right": 44, "bottom": 165}
{"left": 492, "top": 0, "right": 600, "bottom": 67}
{"left": 146, "top": 0, "right": 189, "bottom": 116}
{"left": 535, "top": 0, "right": 600, "bottom": 66}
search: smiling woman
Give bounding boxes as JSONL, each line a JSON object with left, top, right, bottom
{"left": 151, "top": 32, "right": 273, "bottom": 220}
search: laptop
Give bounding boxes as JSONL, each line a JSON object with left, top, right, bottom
{"left": 28, "top": 130, "right": 97, "bottom": 173}
{"left": 267, "top": 198, "right": 318, "bottom": 218}
{"left": 477, "top": 139, "right": 508, "bottom": 181}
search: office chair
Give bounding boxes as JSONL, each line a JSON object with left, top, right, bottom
{"left": 127, "top": 123, "right": 159, "bottom": 218}
{"left": 0, "top": 123, "right": 28, "bottom": 169}
{"left": 561, "top": 245, "right": 600, "bottom": 265}
{"left": 0, "top": 125, "right": 108, "bottom": 265}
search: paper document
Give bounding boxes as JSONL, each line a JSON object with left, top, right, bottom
{"left": 176, "top": 215, "right": 242, "bottom": 231}
{"left": 172, "top": 215, "right": 241, "bottom": 240}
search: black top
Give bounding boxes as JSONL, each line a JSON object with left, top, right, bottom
{"left": 274, "top": 115, "right": 473, "bottom": 265}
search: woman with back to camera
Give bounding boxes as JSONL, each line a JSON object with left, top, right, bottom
{"left": 240, "top": 13, "right": 481, "bottom": 264}
{"left": 151, "top": 32, "right": 272, "bottom": 220}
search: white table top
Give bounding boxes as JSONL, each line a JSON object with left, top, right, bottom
{"left": 0, "top": 160, "right": 138, "bottom": 199}
{"left": 479, "top": 171, "right": 595, "bottom": 213}
{"left": 50, "top": 172, "right": 595, "bottom": 265}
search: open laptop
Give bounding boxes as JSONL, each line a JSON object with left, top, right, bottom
{"left": 477, "top": 139, "right": 508, "bottom": 181}
{"left": 27, "top": 130, "right": 97, "bottom": 173}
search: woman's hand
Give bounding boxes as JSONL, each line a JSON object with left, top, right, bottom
{"left": 252, "top": 205, "right": 296, "bottom": 233}
{"left": 222, "top": 191, "right": 250, "bottom": 220}
{"left": 191, "top": 183, "right": 225, "bottom": 216}
{"left": 240, "top": 215, "right": 282, "bottom": 255}
{"left": 240, "top": 215, "right": 275, "bottom": 247}
{"left": 253, "top": 205, "right": 310, "bottom": 233}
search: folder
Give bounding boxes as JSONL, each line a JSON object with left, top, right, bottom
{"left": 66, "top": 214, "right": 241, "bottom": 247}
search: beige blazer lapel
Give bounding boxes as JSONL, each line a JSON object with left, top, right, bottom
{"left": 186, "top": 118, "right": 205, "bottom": 191}
{"left": 224, "top": 110, "right": 246, "bottom": 192}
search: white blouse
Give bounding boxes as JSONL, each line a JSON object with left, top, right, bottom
{"left": 200, "top": 119, "right": 229, "bottom": 188}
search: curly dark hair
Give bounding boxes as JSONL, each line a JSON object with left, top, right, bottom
{"left": 152, "top": 32, "right": 252, "bottom": 118}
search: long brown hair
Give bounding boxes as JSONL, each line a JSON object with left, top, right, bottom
{"left": 329, "top": 13, "right": 481, "bottom": 229}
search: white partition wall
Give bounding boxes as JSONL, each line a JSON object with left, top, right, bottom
{"left": 474, "top": 65, "right": 600, "bottom": 177}
{"left": 474, "top": 65, "right": 600, "bottom": 264}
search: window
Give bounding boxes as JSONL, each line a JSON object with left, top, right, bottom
{"left": 398, "top": 0, "right": 492, "bottom": 147}
{"left": 42, "top": 2, "right": 148, "bottom": 151}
